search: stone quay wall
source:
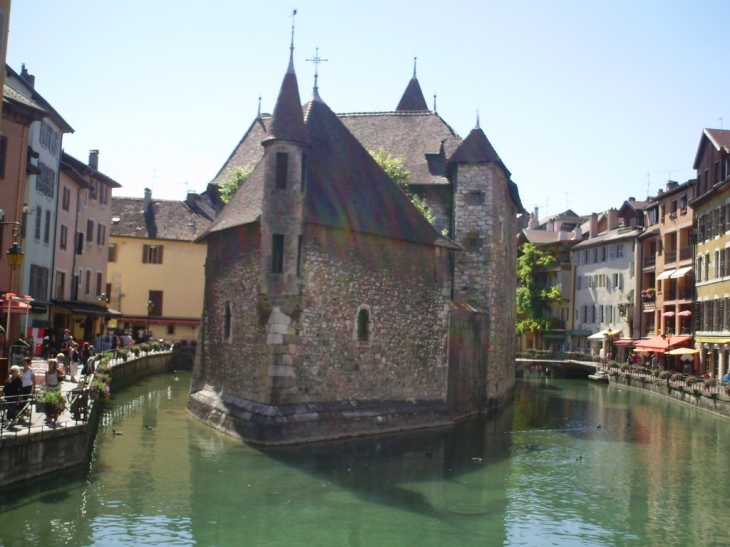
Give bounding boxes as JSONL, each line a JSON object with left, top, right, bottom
{"left": 612, "top": 373, "right": 730, "bottom": 419}
{"left": 0, "top": 352, "right": 178, "bottom": 488}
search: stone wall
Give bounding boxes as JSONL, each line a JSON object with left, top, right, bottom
{"left": 193, "top": 224, "right": 263, "bottom": 400}
{"left": 612, "top": 374, "right": 730, "bottom": 419}
{"left": 452, "top": 163, "right": 517, "bottom": 409}
{"left": 411, "top": 184, "right": 452, "bottom": 236}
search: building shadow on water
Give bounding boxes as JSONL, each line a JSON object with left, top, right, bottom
{"left": 251, "top": 405, "right": 516, "bottom": 520}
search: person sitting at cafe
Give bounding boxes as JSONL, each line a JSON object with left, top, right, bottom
{"left": 3, "top": 365, "right": 23, "bottom": 421}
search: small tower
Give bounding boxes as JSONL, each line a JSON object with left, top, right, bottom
{"left": 448, "top": 118, "right": 521, "bottom": 409}
{"left": 258, "top": 54, "right": 310, "bottom": 404}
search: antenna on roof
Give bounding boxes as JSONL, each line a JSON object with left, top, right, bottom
{"left": 719, "top": 118, "right": 724, "bottom": 130}
{"left": 257, "top": 95, "right": 262, "bottom": 118}
{"left": 413, "top": 56, "right": 417, "bottom": 78}
{"left": 306, "top": 47, "right": 328, "bottom": 98}
{"left": 433, "top": 93, "right": 437, "bottom": 113}
{"left": 646, "top": 172, "right": 650, "bottom": 199}
{"left": 475, "top": 110, "right": 480, "bottom": 129}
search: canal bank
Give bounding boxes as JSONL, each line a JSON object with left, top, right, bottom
{"left": 0, "top": 349, "right": 192, "bottom": 488}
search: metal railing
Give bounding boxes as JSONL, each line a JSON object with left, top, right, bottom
{"left": 597, "top": 363, "right": 730, "bottom": 397}
{"left": 680, "top": 246, "right": 693, "bottom": 261}
{"left": 644, "top": 255, "right": 656, "bottom": 268}
{"left": 665, "top": 249, "right": 677, "bottom": 263}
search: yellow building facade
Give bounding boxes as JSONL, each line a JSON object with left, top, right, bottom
{"left": 107, "top": 189, "right": 211, "bottom": 343}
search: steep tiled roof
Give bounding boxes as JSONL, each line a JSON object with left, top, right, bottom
{"left": 396, "top": 77, "right": 429, "bottom": 111}
{"left": 211, "top": 116, "right": 269, "bottom": 185}
{"left": 572, "top": 226, "right": 641, "bottom": 249}
{"left": 111, "top": 196, "right": 212, "bottom": 242}
{"left": 449, "top": 126, "right": 503, "bottom": 165}
{"left": 694, "top": 128, "right": 730, "bottom": 169}
{"left": 3, "top": 84, "right": 46, "bottom": 114}
{"left": 206, "top": 158, "right": 265, "bottom": 235}
{"left": 339, "top": 111, "right": 462, "bottom": 185}
{"left": 302, "top": 98, "right": 447, "bottom": 246}
{"left": 62, "top": 152, "right": 122, "bottom": 188}
{"left": 265, "top": 61, "right": 309, "bottom": 145}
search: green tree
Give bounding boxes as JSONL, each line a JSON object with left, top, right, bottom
{"left": 219, "top": 165, "right": 254, "bottom": 204}
{"left": 370, "top": 149, "right": 436, "bottom": 225}
{"left": 516, "top": 243, "right": 563, "bottom": 339}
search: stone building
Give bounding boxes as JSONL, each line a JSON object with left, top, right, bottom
{"left": 188, "top": 51, "right": 524, "bottom": 444}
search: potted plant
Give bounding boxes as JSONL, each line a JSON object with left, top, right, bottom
{"left": 41, "top": 390, "right": 67, "bottom": 424}
{"left": 90, "top": 379, "right": 111, "bottom": 402}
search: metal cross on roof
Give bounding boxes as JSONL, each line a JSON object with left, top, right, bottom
{"left": 306, "top": 47, "right": 328, "bottom": 93}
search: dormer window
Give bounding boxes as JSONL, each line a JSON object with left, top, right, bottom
{"left": 275, "top": 152, "right": 288, "bottom": 189}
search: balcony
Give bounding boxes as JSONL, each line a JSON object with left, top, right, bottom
{"left": 665, "top": 286, "right": 691, "bottom": 302}
{"left": 665, "top": 249, "right": 676, "bottom": 264}
{"left": 644, "top": 255, "right": 656, "bottom": 268}
{"left": 679, "top": 246, "right": 693, "bottom": 261}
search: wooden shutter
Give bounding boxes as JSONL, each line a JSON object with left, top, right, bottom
{"left": 720, "top": 299, "right": 725, "bottom": 331}
{"left": 158, "top": 245, "right": 164, "bottom": 264}
{"left": 695, "top": 301, "right": 701, "bottom": 332}
{"left": 142, "top": 244, "right": 149, "bottom": 263}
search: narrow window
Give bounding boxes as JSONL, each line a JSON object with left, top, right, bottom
{"left": 76, "top": 232, "right": 84, "bottom": 255}
{"left": 44, "top": 209, "right": 51, "bottom": 244}
{"left": 465, "top": 232, "right": 480, "bottom": 251}
{"left": 300, "top": 153, "right": 307, "bottom": 192}
{"left": 0, "top": 135, "right": 8, "bottom": 179}
{"left": 224, "top": 302, "right": 232, "bottom": 340}
{"left": 271, "top": 234, "right": 284, "bottom": 273}
{"left": 275, "top": 152, "right": 288, "bottom": 189}
{"left": 149, "top": 290, "right": 163, "bottom": 316}
{"left": 167, "top": 324, "right": 175, "bottom": 335}
{"left": 87, "top": 219, "right": 94, "bottom": 243}
{"left": 468, "top": 191, "right": 484, "bottom": 205}
{"left": 85, "top": 269, "right": 91, "bottom": 295}
{"left": 34, "top": 206, "right": 42, "bottom": 240}
{"left": 96, "top": 272, "right": 102, "bottom": 296}
{"left": 357, "top": 308, "right": 369, "bottom": 342}
{"left": 297, "top": 234, "right": 303, "bottom": 276}
{"left": 108, "top": 244, "right": 117, "bottom": 262}
{"left": 55, "top": 271, "right": 65, "bottom": 300}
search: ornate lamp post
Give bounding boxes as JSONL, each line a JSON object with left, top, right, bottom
{"left": 1, "top": 214, "right": 25, "bottom": 351}
{"left": 147, "top": 300, "right": 154, "bottom": 341}
{"left": 99, "top": 293, "right": 109, "bottom": 351}
{"left": 605, "top": 328, "right": 613, "bottom": 365}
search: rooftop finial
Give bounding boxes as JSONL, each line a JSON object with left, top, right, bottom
{"left": 433, "top": 93, "right": 437, "bottom": 113}
{"left": 306, "top": 47, "right": 328, "bottom": 102}
{"left": 413, "top": 56, "right": 417, "bottom": 79}
{"left": 475, "top": 109, "right": 480, "bottom": 129}
{"left": 257, "top": 95, "right": 262, "bottom": 118}
{"left": 288, "top": 9, "right": 297, "bottom": 73}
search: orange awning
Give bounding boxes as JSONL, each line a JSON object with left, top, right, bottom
{"left": 0, "top": 294, "right": 33, "bottom": 314}
{"left": 634, "top": 335, "right": 692, "bottom": 353}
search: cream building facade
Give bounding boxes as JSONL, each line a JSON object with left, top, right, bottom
{"left": 108, "top": 189, "right": 211, "bottom": 343}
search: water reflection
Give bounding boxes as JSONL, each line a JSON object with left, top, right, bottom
{"left": 0, "top": 373, "right": 729, "bottom": 546}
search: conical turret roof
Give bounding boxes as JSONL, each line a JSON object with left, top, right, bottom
{"left": 267, "top": 58, "right": 309, "bottom": 145}
{"left": 396, "top": 77, "right": 429, "bottom": 111}
{"left": 449, "top": 126, "right": 501, "bottom": 164}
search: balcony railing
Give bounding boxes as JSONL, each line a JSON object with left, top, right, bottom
{"left": 644, "top": 255, "right": 656, "bottom": 268}
{"left": 679, "top": 246, "right": 693, "bottom": 261}
{"left": 665, "top": 249, "right": 677, "bottom": 263}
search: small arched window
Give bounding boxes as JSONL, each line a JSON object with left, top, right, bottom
{"left": 357, "top": 308, "right": 369, "bottom": 343}
{"left": 223, "top": 302, "right": 232, "bottom": 341}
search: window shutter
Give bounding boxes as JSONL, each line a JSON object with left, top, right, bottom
{"left": 158, "top": 245, "right": 164, "bottom": 264}
{"left": 142, "top": 244, "right": 149, "bottom": 263}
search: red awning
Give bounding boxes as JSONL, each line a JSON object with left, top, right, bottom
{"left": 613, "top": 339, "right": 637, "bottom": 347}
{"left": 0, "top": 294, "right": 33, "bottom": 315}
{"left": 634, "top": 335, "right": 692, "bottom": 353}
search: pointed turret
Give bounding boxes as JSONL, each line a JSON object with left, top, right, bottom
{"left": 267, "top": 56, "right": 309, "bottom": 145}
{"left": 396, "top": 58, "right": 429, "bottom": 111}
{"left": 449, "top": 126, "right": 501, "bottom": 164}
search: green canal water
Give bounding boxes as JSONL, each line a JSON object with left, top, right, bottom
{"left": 1, "top": 372, "right": 730, "bottom": 546}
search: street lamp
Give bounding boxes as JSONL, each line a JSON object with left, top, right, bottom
{"left": 0, "top": 216, "right": 24, "bottom": 270}
{"left": 147, "top": 300, "right": 154, "bottom": 340}
{"left": 99, "top": 293, "right": 109, "bottom": 351}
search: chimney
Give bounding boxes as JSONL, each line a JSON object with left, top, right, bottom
{"left": 89, "top": 150, "right": 99, "bottom": 170}
{"left": 657, "top": 189, "right": 664, "bottom": 195}
{"left": 607, "top": 208, "right": 618, "bottom": 230}
{"left": 19, "top": 63, "right": 35, "bottom": 88}
{"left": 666, "top": 181, "right": 678, "bottom": 190}
{"left": 548, "top": 219, "right": 556, "bottom": 232}
{"left": 528, "top": 207, "right": 539, "bottom": 229}
{"left": 144, "top": 188, "right": 152, "bottom": 211}
{"left": 628, "top": 197, "right": 636, "bottom": 201}
{"left": 558, "top": 230, "right": 568, "bottom": 241}
{"left": 590, "top": 213, "right": 598, "bottom": 238}
{"left": 572, "top": 225, "right": 583, "bottom": 240}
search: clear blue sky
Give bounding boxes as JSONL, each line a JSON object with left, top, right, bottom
{"left": 7, "top": 0, "right": 729, "bottom": 219}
